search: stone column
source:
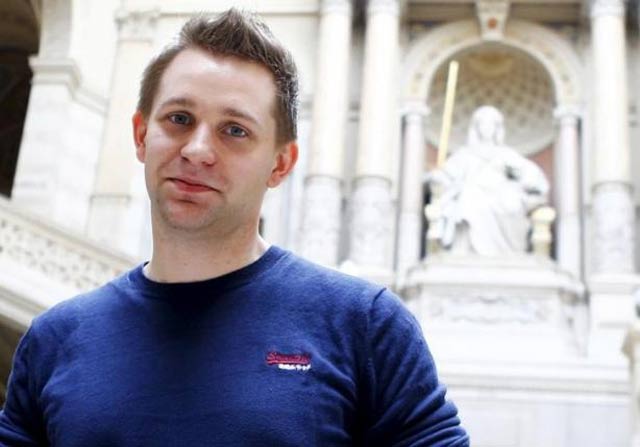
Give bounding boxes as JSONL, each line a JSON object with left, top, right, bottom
{"left": 553, "top": 105, "right": 582, "bottom": 279}
{"left": 12, "top": 59, "right": 82, "bottom": 228}
{"left": 298, "top": 0, "right": 352, "bottom": 266}
{"left": 588, "top": 0, "right": 638, "bottom": 363}
{"left": 590, "top": 0, "right": 634, "bottom": 274}
{"left": 11, "top": 0, "right": 98, "bottom": 232}
{"left": 397, "top": 102, "right": 429, "bottom": 277}
{"left": 87, "top": 9, "right": 158, "bottom": 256}
{"left": 347, "top": 0, "right": 399, "bottom": 282}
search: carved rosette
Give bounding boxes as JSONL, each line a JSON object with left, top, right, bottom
{"left": 298, "top": 176, "right": 342, "bottom": 266}
{"left": 349, "top": 176, "right": 392, "bottom": 268}
{"left": 475, "top": 0, "right": 510, "bottom": 40}
{"left": 592, "top": 181, "right": 635, "bottom": 273}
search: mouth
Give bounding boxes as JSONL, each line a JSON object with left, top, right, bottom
{"left": 168, "top": 177, "right": 217, "bottom": 193}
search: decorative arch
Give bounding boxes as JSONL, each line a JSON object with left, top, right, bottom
{"left": 403, "top": 19, "right": 582, "bottom": 108}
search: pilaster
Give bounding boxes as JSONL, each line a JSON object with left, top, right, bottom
{"left": 346, "top": 0, "right": 399, "bottom": 282}
{"left": 87, "top": 9, "right": 158, "bottom": 256}
{"left": 298, "top": 0, "right": 352, "bottom": 266}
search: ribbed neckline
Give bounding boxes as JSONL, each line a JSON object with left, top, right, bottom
{"left": 123, "top": 245, "right": 288, "bottom": 301}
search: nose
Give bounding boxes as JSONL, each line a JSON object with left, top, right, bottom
{"left": 180, "top": 124, "right": 216, "bottom": 165}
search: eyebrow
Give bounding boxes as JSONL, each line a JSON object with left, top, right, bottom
{"left": 157, "top": 96, "right": 262, "bottom": 129}
{"left": 157, "top": 96, "right": 196, "bottom": 109}
{"left": 220, "top": 106, "right": 261, "bottom": 129}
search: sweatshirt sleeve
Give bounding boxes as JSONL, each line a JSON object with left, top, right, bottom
{"left": 0, "top": 327, "right": 48, "bottom": 446}
{"left": 363, "top": 289, "right": 469, "bottom": 447}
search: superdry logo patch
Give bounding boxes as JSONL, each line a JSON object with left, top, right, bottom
{"left": 266, "top": 352, "right": 311, "bottom": 371}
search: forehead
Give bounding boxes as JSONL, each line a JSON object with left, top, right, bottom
{"left": 153, "top": 47, "right": 277, "bottom": 122}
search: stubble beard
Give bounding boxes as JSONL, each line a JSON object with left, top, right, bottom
{"left": 152, "top": 191, "right": 227, "bottom": 234}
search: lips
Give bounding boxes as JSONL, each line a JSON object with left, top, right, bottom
{"left": 169, "top": 177, "right": 217, "bottom": 193}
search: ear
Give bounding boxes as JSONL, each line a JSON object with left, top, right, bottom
{"left": 132, "top": 111, "right": 148, "bottom": 163}
{"left": 267, "top": 141, "right": 298, "bottom": 188}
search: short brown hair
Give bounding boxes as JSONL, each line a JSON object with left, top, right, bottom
{"left": 137, "top": 9, "right": 298, "bottom": 143}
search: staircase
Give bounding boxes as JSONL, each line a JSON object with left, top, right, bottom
{"left": 0, "top": 196, "right": 136, "bottom": 331}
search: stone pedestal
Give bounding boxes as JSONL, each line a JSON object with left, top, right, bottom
{"left": 402, "top": 253, "right": 586, "bottom": 363}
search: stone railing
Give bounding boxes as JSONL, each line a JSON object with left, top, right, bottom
{"left": 0, "top": 196, "right": 136, "bottom": 305}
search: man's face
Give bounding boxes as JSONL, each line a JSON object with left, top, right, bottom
{"left": 133, "top": 48, "right": 297, "bottom": 234}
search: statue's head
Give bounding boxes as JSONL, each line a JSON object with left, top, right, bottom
{"left": 467, "top": 105, "right": 505, "bottom": 147}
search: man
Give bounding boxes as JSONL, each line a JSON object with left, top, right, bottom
{"left": 0, "top": 9, "right": 469, "bottom": 446}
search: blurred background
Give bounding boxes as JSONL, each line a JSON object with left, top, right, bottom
{"left": 0, "top": 0, "right": 638, "bottom": 445}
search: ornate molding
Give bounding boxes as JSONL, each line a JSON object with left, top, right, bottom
{"left": 27, "top": 57, "right": 108, "bottom": 115}
{"left": 115, "top": 9, "right": 160, "bottom": 41}
{"left": 29, "top": 57, "right": 80, "bottom": 93}
{"left": 298, "top": 176, "right": 342, "bottom": 266}
{"left": 367, "top": 0, "right": 399, "bottom": 17}
{"left": 427, "top": 293, "right": 553, "bottom": 325}
{"left": 592, "top": 181, "right": 635, "bottom": 274}
{"left": 403, "top": 20, "right": 582, "bottom": 109}
{"left": 402, "top": 101, "right": 430, "bottom": 120}
{"left": 320, "top": 0, "right": 352, "bottom": 15}
{"left": 475, "top": 0, "right": 510, "bottom": 41}
{"left": 348, "top": 176, "right": 393, "bottom": 268}
{"left": 590, "top": 0, "right": 625, "bottom": 19}
{"left": 0, "top": 197, "right": 135, "bottom": 294}
{"left": 553, "top": 104, "right": 582, "bottom": 126}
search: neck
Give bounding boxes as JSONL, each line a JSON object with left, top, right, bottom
{"left": 144, "top": 220, "right": 269, "bottom": 283}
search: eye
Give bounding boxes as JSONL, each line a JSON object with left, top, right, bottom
{"left": 224, "top": 125, "right": 248, "bottom": 138}
{"left": 168, "top": 113, "right": 193, "bottom": 126}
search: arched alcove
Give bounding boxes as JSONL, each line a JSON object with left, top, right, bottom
{"left": 427, "top": 43, "right": 555, "bottom": 158}
{"left": 403, "top": 19, "right": 583, "bottom": 259}
{"left": 403, "top": 19, "right": 582, "bottom": 108}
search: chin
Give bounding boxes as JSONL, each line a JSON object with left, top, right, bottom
{"left": 156, "top": 202, "right": 221, "bottom": 232}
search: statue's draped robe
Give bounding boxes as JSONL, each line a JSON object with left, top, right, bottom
{"left": 438, "top": 144, "right": 549, "bottom": 255}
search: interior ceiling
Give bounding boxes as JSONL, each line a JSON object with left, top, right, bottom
{"left": 407, "top": 0, "right": 583, "bottom": 24}
{"left": 0, "top": 0, "right": 40, "bottom": 54}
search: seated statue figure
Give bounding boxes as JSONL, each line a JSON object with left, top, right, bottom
{"left": 426, "top": 105, "right": 550, "bottom": 256}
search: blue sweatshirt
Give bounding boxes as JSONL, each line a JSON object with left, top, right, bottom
{"left": 0, "top": 246, "right": 469, "bottom": 446}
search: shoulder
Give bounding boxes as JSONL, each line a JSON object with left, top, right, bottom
{"left": 29, "top": 268, "right": 133, "bottom": 343}
{"left": 266, "top": 249, "right": 421, "bottom": 329}
{"left": 268, "top": 249, "right": 385, "bottom": 305}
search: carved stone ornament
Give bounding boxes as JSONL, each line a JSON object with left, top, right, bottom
{"left": 590, "top": 0, "right": 625, "bottom": 19}
{"left": 0, "top": 199, "right": 134, "bottom": 293}
{"left": 349, "top": 176, "right": 392, "bottom": 268}
{"left": 592, "top": 181, "right": 635, "bottom": 273}
{"left": 367, "top": 0, "right": 399, "bottom": 16}
{"left": 426, "top": 293, "right": 552, "bottom": 325}
{"left": 298, "top": 176, "right": 342, "bottom": 266}
{"left": 475, "top": 0, "right": 510, "bottom": 40}
{"left": 320, "top": 0, "right": 352, "bottom": 15}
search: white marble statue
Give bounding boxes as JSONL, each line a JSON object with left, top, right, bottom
{"left": 426, "top": 105, "right": 550, "bottom": 255}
